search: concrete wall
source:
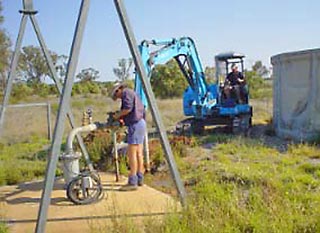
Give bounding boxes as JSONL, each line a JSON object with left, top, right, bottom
{"left": 271, "top": 48, "right": 320, "bottom": 141}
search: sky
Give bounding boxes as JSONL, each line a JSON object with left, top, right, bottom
{"left": 2, "top": 0, "right": 320, "bottom": 81}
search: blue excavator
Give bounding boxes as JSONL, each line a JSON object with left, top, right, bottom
{"left": 134, "top": 37, "right": 252, "bottom": 134}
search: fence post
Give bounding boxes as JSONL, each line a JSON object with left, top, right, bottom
{"left": 47, "top": 102, "right": 52, "bottom": 141}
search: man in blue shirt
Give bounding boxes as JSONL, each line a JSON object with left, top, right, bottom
{"left": 112, "top": 82, "right": 146, "bottom": 191}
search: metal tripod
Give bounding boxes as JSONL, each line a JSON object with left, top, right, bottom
{"left": 0, "top": 0, "right": 94, "bottom": 171}
{"left": 2, "top": 0, "right": 187, "bottom": 232}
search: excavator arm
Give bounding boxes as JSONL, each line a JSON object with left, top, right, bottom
{"left": 134, "top": 37, "right": 214, "bottom": 118}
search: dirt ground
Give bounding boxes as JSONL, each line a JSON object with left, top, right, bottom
{"left": 0, "top": 173, "right": 179, "bottom": 233}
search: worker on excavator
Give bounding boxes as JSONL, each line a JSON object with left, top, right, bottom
{"left": 111, "top": 82, "right": 146, "bottom": 191}
{"left": 223, "top": 64, "right": 246, "bottom": 104}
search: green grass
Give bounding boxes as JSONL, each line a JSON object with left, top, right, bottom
{"left": 7, "top": 94, "right": 317, "bottom": 232}
{"left": 0, "top": 223, "right": 8, "bottom": 233}
{"left": 0, "top": 194, "right": 7, "bottom": 232}
{"left": 137, "top": 137, "right": 320, "bottom": 233}
{"left": 87, "top": 133, "right": 320, "bottom": 232}
{"left": 0, "top": 136, "right": 51, "bottom": 185}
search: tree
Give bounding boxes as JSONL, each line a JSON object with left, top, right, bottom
{"left": 113, "top": 58, "right": 133, "bottom": 81}
{"left": 0, "top": 1, "right": 12, "bottom": 90}
{"left": 55, "top": 55, "right": 68, "bottom": 83}
{"left": 18, "top": 45, "right": 58, "bottom": 84}
{"left": 76, "top": 67, "right": 100, "bottom": 82}
{"left": 204, "top": 66, "right": 216, "bottom": 84}
{"left": 150, "top": 59, "right": 188, "bottom": 98}
{"left": 252, "top": 61, "right": 269, "bottom": 77}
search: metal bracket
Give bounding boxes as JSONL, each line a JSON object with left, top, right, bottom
{"left": 19, "top": 0, "right": 38, "bottom": 15}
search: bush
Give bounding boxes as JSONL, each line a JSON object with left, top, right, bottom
{"left": 150, "top": 60, "right": 188, "bottom": 98}
{"left": 71, "top": 81, "right": 103, "bottom": 95}
{"left": 76, "top": 129, "right": 128, "bottom": 171}
{"left": 245, "top": 71, "right": 272, "bottom": 99}
{"left": 87, "top": 82, "right": 100, "bottom": 94}
{"left": 0, "top": 138, "right": 49, "bottom": 185}
{"left": 32, "top": 83, "right": 50, "bottom": 97}
{"left": 11, "top": 83, "right": 33, "bottom": 103}
{"left": 0, "top": 165, "right": 5, "bottom": 186}
{"left": 0, "top": 160, "right": 47, "bottom": 185}
{"left": 0, "top": 223, "right": 8, "bottom": 233}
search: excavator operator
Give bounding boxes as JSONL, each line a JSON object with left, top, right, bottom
{"left": 223, "top": 64, "right": 246, "bottom": 104}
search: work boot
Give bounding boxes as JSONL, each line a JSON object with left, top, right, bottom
{"left": 137, "top": 172, "right": 144, "bottom": 186}
{"left": 119, "top": 175, "right": 138, "bottom": 191}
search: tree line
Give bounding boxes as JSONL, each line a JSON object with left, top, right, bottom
{"left": 0, "top": 0, "right": 271, "bottom": 101}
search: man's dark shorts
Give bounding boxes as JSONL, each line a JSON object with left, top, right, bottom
{"left": 127, "top": 119, "right": 146, "bottom": 145}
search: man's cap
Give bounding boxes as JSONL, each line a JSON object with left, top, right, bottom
{"left": 111, "top": 82, "right": 124, "bottom": 100}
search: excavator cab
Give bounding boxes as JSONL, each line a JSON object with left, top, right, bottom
{"left": 215, "top": 52, "right": 248, "bottom": 105}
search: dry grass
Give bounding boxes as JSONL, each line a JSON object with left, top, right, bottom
{"left": 145, "top": 98, "right": 185, "bottom": 128}
{"left": 1, "top": 96, "right": 272, "bottom": 143}
{"left": 1, "top": 95, "right": 118, "bottom": 143}
{"left": 251, "top": 98, "right": 273, "bottom": 124}
{"left": 1, "top": 95, "right": 181, "bottom": 143}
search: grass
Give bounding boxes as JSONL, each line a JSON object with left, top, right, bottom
{"left": 0, "top": 136, "right": 55, "bottom": 185}
{"left": 0, "top": 203, "right": 8, "bottom": 233}
{"left": 137, "top": 136, "right": 320, "bottom": 233}
{"left": 0, "top": 224, "right": 8, "bottom": 233}
{"left": 5, "top": 94, "right": 320, "bottom": 232}
{"left": 1, "top": 95, "right": 119, "bottom": 143}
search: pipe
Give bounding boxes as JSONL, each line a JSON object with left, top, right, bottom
{"left": 67, "top": 123, "right": 97, "bottom": 153}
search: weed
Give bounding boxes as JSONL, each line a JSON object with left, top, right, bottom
{"left": 0, "top": 222, "right": 8, "bottom": 233}
{"left": 287, "top": 143, "right": 320, "bottom": 159}
{"left": 0, "top": 139, "right": 49, "bottom": 185}
{"left": 0, "top": 202, "right": 8, "bottom": 233}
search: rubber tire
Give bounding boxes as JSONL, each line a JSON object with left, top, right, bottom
{"left": 66, "top": 173, "right": 103, "bottom": 205}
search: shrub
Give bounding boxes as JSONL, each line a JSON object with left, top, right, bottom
{"left": 150, "top": 60, "right": 188, "bottom": 98}
{"left": 0, "top": 223, "right": 8, "bottom": 233}
{"left": 87, "top": 81, "right": 100, "bottom": 94}
{"left": 246, "top": 71, "right": 272, "bottom": 99}
{"left": 0, "top": 165, "right": 5, "bottom": 186}
{"left": 0, "top": 138, "right": 49, "bottom": 185}
{"left": 11, "top": 83, "right": 33, "bottom": 103}
{"left": 1, "top": 160, "right": 47, "bottom": 185}
{"left": 71, "top": 81, "right": 102, "bottom": 95}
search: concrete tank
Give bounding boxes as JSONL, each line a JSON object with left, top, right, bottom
{"left": 271, "top": 48, "right": 320, "bottom": 141}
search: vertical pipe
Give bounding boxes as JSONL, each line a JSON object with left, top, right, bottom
{"left": 143, "top": 131, "right": 150, "bottom": 172}
{"left": 35, "top": 0, "right": 91, "bottom": 232}
{"left": 113, "top": 0, "right": 186, "bottom": 205}
{"left": 0, "top": 15, "right": 28, "bottom": 136}
{"left": 113, "top": 131, "right": 120, "bottom": 182}
{"left": 29, "top": 13, "right": 93, "bottom": 171}
{"left": 47, "top": 102, "right": 52, "bottom": 141}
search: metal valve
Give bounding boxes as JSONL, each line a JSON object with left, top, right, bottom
{"left": 82, "top": 108, "right": 93, "bottom": 126}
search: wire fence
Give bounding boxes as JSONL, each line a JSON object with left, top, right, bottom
{"left": 0, "top": 102, "right": 52, "bottom": 141}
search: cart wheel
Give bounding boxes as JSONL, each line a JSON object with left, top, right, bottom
{"left": 66, "top": 172, "right": 103, "bottom": 205}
